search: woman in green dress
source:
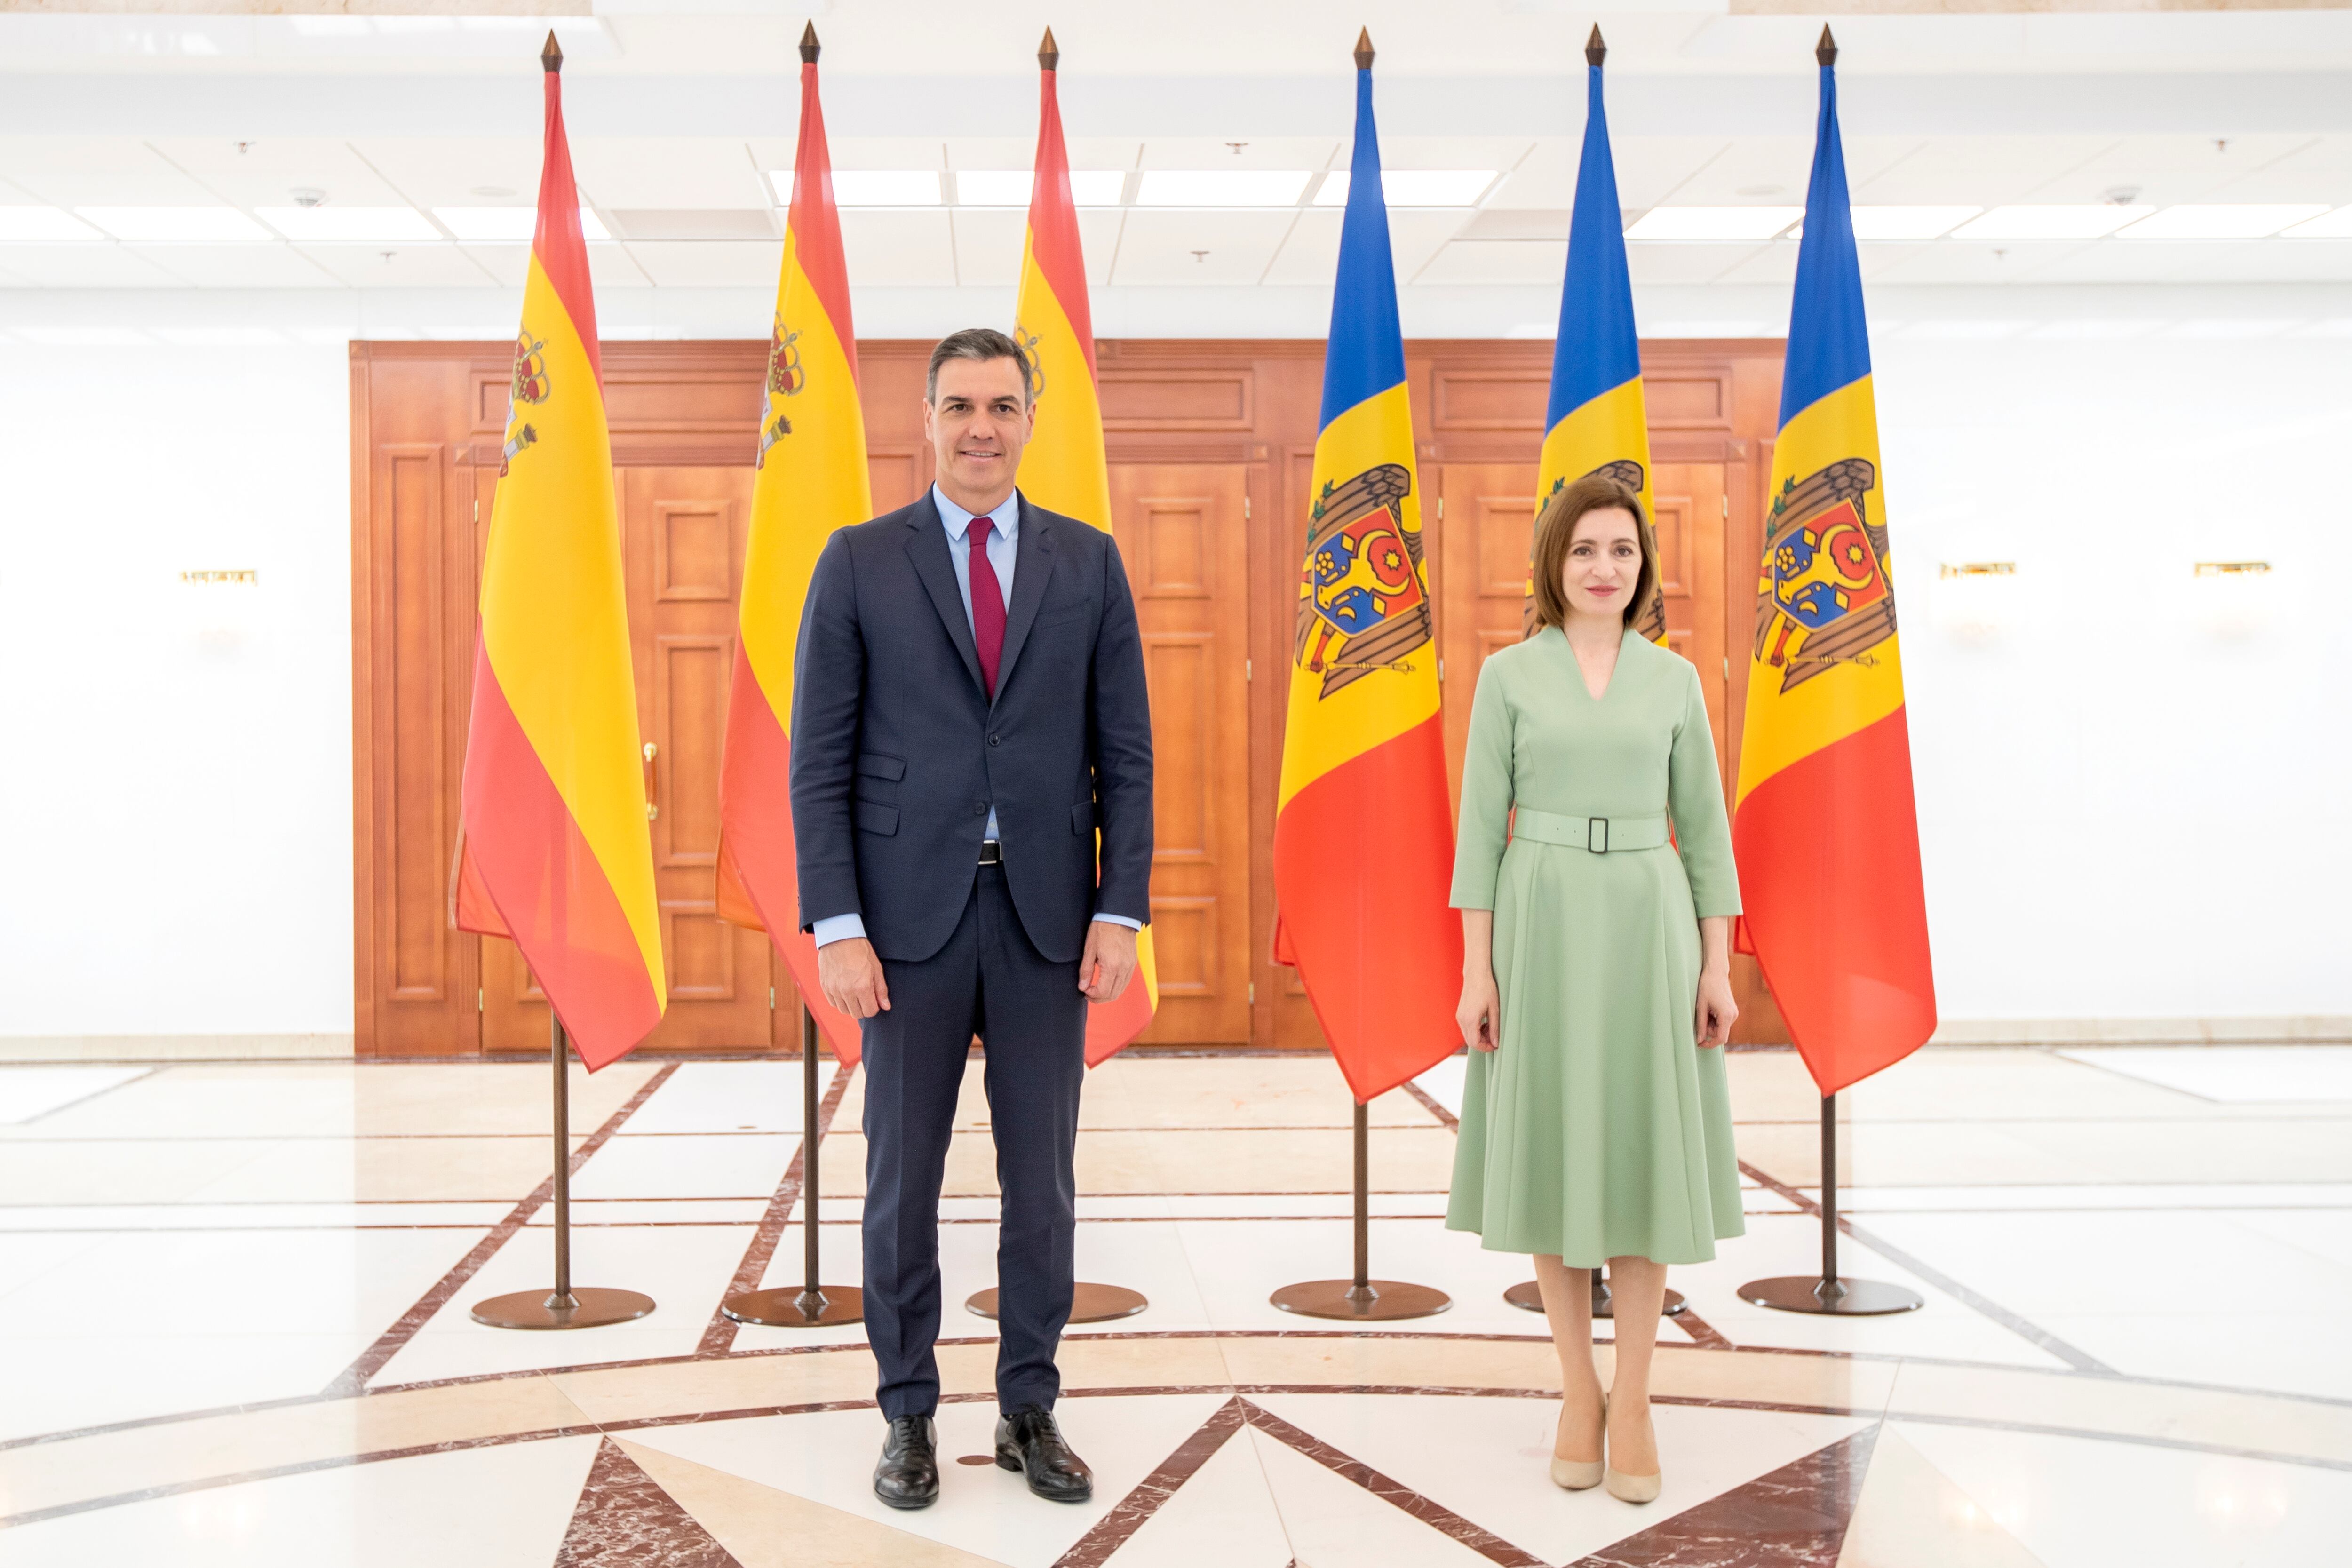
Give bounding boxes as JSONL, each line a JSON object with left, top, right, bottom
{"left": 1448, "top": 475, "right": 1743, "bottom": 1504}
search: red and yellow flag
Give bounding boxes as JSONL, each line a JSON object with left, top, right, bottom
{"left": 1733, "top": 34, "right": 1935, "bottom": 1095}
{"left": 1272, "top": 36, "right": 1462, "bottom": 1104}
{"left": 715, "top": 23, "right": 867, "bottom": 1066}
{"left": 1014, "top": 28, "right": 1158, "bottom": 1066}
{"left": 454, "top": 35, "right": 665, "bottom": 1070}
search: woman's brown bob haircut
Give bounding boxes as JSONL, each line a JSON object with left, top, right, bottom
{"left": 1528, "top": 474, "right": 1659, "bottom": 633}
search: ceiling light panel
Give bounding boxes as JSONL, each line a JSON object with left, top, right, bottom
{"left": 259, "top": 206, "right": 443, "bottom": 243}
{"left": 75, "top": 207, "right": 273, "bottom": 243}
{"left": 1950, "top": 206, "right": 2143, "bottom": 240}
{"left": 2283, "top": 206, "right": 2352, "bottom": 239}
{"left": 953, "top": 171, "right": 1124, "bottom": 207}
{"left": 1136, "top": 170, "right": 1310, "bottom": 207}
{"left": 2117, "top": 204, "right": 2329, "bottom": 239}
{"left": 1625, "top": 207, "right": 1801, "bottom": 241}
{"left": 0, "top": 207, "right": 103, "bottom": 243}
{"left": 1314, "top": 171, "right": 1498, "bottom": 207}
{"left": 432, "top": 207, "right": 611, "bottom": 241}
{"left": 1848, "top": 206, "right": 1983, "bottom": 240}
{"left": 773, "top": 170, "right": 939, "bottom": 207}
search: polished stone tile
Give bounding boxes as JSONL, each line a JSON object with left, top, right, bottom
{"left": 1080, "top": 1053, "right": 1436, "bottom": 1129}
{"left": 0, "top": 1066, "right": 151, "bottom": 1127}
{"left": 1245, "top": 1418, "right": 1498, "bottom": 1568}
{"left": 0, "top": 1434, "right": 600, "bottom": 1568}
{"left": 1838, "top": 1423, "right": 2049, "bottom": 1567}
{"left": 2059, "top": 1046, "right": 2352, "bottom": 1105}
{"left": 1102, "top": 1408, "right": 1295, "bottom": 1568}
{"left": 571, "top": 1132, "right": 799, "bottom": 1202}
{"left": 623, "top": 1061, "right": 835, "bottom": 1136}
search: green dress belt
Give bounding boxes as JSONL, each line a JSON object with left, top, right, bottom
{"left": 1509, "top": 806, "right": 1669, "bottom": 854}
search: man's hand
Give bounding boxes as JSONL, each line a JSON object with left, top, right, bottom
{"left": 1079, "top": 921, "right": 1139, "bottom": 1003}
{"left": 818, "top": 937, "right": 890, "bottom": 1020}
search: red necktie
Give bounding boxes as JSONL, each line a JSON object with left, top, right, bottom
{"left": 968, "top": 516, "right": 1006, "bottom": 699}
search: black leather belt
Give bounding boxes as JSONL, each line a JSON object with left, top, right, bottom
{"left": 977, "top": 839, "right": 1003, "bottom": 866}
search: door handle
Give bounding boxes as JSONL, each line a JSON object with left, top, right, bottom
{"left": 643, "top": 741, "right": 658, "bottom": 820}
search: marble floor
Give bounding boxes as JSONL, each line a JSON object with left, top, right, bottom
{"left": 3, "top": 1044, "right": 2351, "bottom": 1565}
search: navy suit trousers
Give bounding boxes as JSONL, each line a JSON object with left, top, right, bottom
{"left": 859, "top": 864, "right": 1086, "bottom": 1419}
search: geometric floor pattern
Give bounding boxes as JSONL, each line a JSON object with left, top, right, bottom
{"left": 4, "top": 1045, "right": 2351, "bottom": 1565}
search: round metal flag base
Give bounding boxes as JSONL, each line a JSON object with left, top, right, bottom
{"left": 721, "top": 1285, "right": 864, "bottom": 1328}
{"left": 1738, "top": 1275, "right": 1924, "bottom": 1316}
{"left": 1502, "top": 1280, "right": 1687, "bottom": 1318}
{"left": 967, "top": 1282, "right": 1149, "bottom": 1325}
{"left": 469, "top": 1287, "right": 656, "bottom": 1331}
{"left": 1271, "top": 1279, "right": 1452, "bottom": 1322}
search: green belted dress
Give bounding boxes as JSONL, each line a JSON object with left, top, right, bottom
{"left": 1445, "top": 627, "right": 1745, "bottom": 1266}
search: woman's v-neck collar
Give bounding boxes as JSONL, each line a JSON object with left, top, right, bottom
{"left": 1555, "top": 623, "right": 1633, "bottom": 704}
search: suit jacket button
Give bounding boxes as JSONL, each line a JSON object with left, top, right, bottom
{"left": 989, "top": 734, "right": 1001, "bottom": 746}
{"left": 974, "top": 802, "right": 987, "bottom": 816}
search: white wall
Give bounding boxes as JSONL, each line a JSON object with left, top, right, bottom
{"left": 0, "top": 287, "right": 2344, "bottom": 1040}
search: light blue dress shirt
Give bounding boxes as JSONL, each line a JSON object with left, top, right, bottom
{"left": 813, "top": 485, "right": 1139, "bottom": 949}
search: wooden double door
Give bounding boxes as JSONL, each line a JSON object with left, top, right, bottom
{"left": 470, "top": 458, "right": 1255, "bottom": 1052}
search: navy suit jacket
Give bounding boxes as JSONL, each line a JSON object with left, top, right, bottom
{"left": 788, "top": 489, "right": 1153, "bottom": 965}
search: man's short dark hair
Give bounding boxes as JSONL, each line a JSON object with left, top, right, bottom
{"left": 927, "top": 327, "right": 1033, "bottom": 406}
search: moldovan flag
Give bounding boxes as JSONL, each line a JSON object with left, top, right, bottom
{"left": 1272, "top": 33, "right": 1462, "bottom": 1105}
{"left": 1532, "top": 27, "right": 1665, "bottom": 645}
{"left": 1732, "top": 30, "right": 1935, "bottom": 1096}
{"left": 715, "top": 24, "right": 866, "bottom": 1065}
{"left": 1016, "top": 29, "right": 1159, "bottom": 1066}
{"left": 455, "top": 35, "right": 665, "bottom": 1070}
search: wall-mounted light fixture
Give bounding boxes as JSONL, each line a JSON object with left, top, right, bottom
{"left": 180, "top": 569, "right": 257, "bottom": 585}
{"left": 1931, "top": 561, "right": 2018, "bottom": 642}
{"left": 2193, "top": 560, "right": 2270, "bottom": 577}
{"left": 2191, "top": 560, "right": 2276, "bottom": 638}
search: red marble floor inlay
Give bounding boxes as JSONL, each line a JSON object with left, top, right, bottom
{"left": 552, "top": 1436, "right": 741, "bottom": 1568}
{"left": 1569, "top": 1425, "right": 1880, "bottom": 1567}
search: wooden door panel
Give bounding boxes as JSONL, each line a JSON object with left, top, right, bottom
{"left": 1109, "top": 466, "right": 1250, "bottom": 1044}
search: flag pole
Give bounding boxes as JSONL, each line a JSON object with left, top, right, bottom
{"left": 1737, "top": 1091, "right": 1923, "bottom": 1314}
{"left": 723, "top": 1002, "right": 863, "bottom": 1326}
{"left": 1271, "top": 1097, "right": 1451, "bottom": 1321}
{"left": 471, "top": 1009, "right": 657, "bottom": 1329}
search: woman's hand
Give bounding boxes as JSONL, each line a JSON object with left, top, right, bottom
{"left": 1457, "top": 908, "right": 1500, "bottom": 1052}
{"left": 1458, "top": 967, "right": 1502, "bottom": 1053}
{"left": 1694, "top": 915, "right": 1737, "bottom": 1049}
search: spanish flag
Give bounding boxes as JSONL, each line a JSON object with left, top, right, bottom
{"left": 1015, "top": 28, "right": 1159, "bottom": 1066}
{"left": 1732, "top": 29, "right": 1936, "bottom": 1095}
{"left": 715, "top": 23, "right": 866, "bottom": 1065}
{"left": 454, "top": 34, "right": 665, "bottom": 1070}
{"left": 1532, "top": 27, "right": 1664, "bottom": 645}
{"left": 1272, "top": 32, "right": 1462, "bottom": 1105}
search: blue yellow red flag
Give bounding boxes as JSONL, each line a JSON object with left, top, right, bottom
{"left": 454, "top": 35, "right": 666, "bottom": 1069}
{"left": 1013, "top": 29, "right": 1160, "bottom": 1065}
{"left": 715, "top": 23, "right": 866, "bottom": 1064}
{"left": 1272, "top": 33, "right": 1462, "bottom": 1104}
{"left": 1732, "top": 31, "right": 1936, "bottom": 1095}
{"left": 1531, "top": 28, "right": 1664, "bottom": 644}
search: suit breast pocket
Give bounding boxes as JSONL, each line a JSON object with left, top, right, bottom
{"left": 856, "top": 801, "right": 900, "bottom": 836}
{"left": 1034, "top": 601, "right": 1097, "bottom": 637}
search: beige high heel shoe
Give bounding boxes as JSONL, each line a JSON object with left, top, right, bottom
{"left": 1549, "top": 1393, "right": 1604, "bottom": 1491}
{"left": 1602, "top": 1397, "right": 1661, "bottom": 1504}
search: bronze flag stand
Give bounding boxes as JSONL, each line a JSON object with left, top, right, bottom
{"left": 471, "top": 1012, "right": 658, "bottom": 1330}
{"left": 723, "top": 1006, "right": 865, "bottom": 1327}
{"left": 1504, "top": 1274, "right": 1689, "bottom": 1321}
{"left": 1739, "top": 1093, "right": 1923, "bottom": 1315}
{"left": 1271, "top": 1101, "right": 1451, "bottom": 1321}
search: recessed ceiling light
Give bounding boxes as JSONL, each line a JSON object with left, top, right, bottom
{"left": 2282, "top": 206, "right": 2352, "bottom": 239}
{"left": 2118, "top": 204, "right": 2329, "bottom": 239}
{"left": 952, "top": 170, "right": 1124, "bottom": 207}
{"left": 75, "top": 207, "right": 273, "bottom": 243}
{"left": 0, "top": 207, "right": 103, "bottom": 244}
{"left": 259, "top": 206, "right": 442, "bottom": 243}
{"left": 1314, "top": 170, "right": 1497, "bottom": 207}
{"left": 1836, "top": 205, "right": 1982, "bottom": 240}
{"left": 1624, "top": 206, "right": 1800, "bottom": 241}
{"left": 764, "top": 170, "right": 940, "bottom": 207}
{"left": 1136, "top": 170, "right": 1310, "bottom": 207}
{"left": 433, "top": 207, "right": 611, "bottom": 242}
{"left": 1949, "top": 206, "right": 2141, "bottom": 240}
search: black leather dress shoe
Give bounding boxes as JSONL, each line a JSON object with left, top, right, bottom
{"left": 873, "top": 1414, "right": 939, "bottom": 1510}
{"left": 994, "top": 1406, "right": 1093, "bottom": 1503}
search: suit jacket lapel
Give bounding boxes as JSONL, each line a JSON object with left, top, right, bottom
{"left": 991, "top": 494, "right": 1054, "bottom": 709}
{"left": 903, "top": 494, "right": 987, "bottom": 698}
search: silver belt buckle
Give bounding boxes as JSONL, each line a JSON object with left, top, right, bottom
{"left": 1587, "top": 817, "right": 1609, "bottom": 853}
{"left": 977, "top": 839, "right": 1003, "bottom": 866}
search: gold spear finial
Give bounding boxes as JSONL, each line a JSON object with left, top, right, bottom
{"left": 1817, "top": 25, "right": 1837, "bottom": 67}
{"left": 1354, "top": 27, "right": 1374, "bottom": 69}
{"left": 1586, "top": 25, "right": 1605, "bottom": 68}
{"left": 1039, "top": 26, "right": 1059, "bottom": 70}
{"left": 800, "top": 21, "right": 819, "bottom": 65}
{"left": 541, "top": 30, "right": 562, "bottom": 72}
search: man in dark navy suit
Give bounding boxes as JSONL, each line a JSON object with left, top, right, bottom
{"left": 790, "top": 328, "right": 1152, "bottom": 1510}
